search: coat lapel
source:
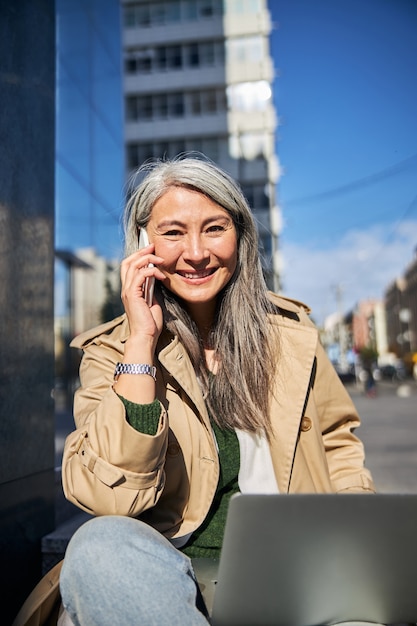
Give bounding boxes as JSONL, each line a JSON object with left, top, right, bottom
{"left": 158, "top": 335, "right": 210, "bottom": 426}
{"left": 268, "top": 315, "right": 318, "bottom": 492}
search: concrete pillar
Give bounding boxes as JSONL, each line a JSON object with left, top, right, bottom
{"left": 0, "top": 1, "right": 56, "bottom": 622}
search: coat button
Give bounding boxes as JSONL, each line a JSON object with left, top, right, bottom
{"left": 167, "top": 442, "right": 181, "bottom": 456}
{"left": 300, "top": 416, "right": 312, "bottom": 432}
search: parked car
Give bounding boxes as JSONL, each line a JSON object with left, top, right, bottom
{"left": 375, "top": 362, "right": 406, "bottom": 382}
{"left": 334, "top": 364, "right": 356, "bottom": 384}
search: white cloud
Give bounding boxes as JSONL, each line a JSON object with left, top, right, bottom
{"left": 279, "top": 220, "right": 417, "bottom": 325}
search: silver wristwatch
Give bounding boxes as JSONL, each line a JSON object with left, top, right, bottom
{"left": 114, "top": 362, "right": 157, "bottom": 381}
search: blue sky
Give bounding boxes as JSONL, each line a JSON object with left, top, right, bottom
{"left": 268, "top": 0, "right": 417, "bottom": 322}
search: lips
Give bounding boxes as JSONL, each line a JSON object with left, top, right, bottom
{"left": 177, "top": 269, "right": 216, "bottom": 279}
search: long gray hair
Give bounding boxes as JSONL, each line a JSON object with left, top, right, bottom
{"left": 124, "top": 155, "right": 278, "bottom": 437}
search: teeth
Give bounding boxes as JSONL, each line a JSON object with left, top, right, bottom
{"left": 181, "top": 270, "right": 212, "bottom": 279}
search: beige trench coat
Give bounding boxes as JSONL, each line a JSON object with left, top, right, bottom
{"left": 62, "top": 293, "right": 375, "bottom": 541}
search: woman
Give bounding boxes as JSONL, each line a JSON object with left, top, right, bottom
{"left": 60, "top": 155, "right": 374, "bottom": 625}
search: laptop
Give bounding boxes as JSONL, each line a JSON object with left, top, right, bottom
{"left": 193, "top": 493, "right": 417, "bottom": 626}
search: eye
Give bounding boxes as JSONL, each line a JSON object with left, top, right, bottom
{"left": 163, "top": 229, "right": 183, "bottom": 237}
{"left": 206, "top": 224, "right": 225, "bottom": 234}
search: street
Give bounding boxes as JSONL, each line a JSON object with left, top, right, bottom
{"left": 347, "top": 379, "right": 417, "bottom": 494}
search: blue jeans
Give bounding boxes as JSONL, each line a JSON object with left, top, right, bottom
{"left": 60, "top": 516, "right": 210, "bottom": 626}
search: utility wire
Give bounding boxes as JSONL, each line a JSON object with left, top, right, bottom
{"left": 283, "top": 153, "right": 417, "bottom": 207}
{"left": 333, "top": 191, "right": 417, "bottom": 295}
{"left": 378, "top": 191, "right": 417, "bottom": 248}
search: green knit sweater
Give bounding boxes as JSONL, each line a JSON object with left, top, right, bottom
{"left": 119, "top": 395, "right": 240, "bottom": 558}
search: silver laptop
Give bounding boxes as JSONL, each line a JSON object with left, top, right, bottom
{"left": 195, "top": 493, "right": 417, "bottom": 626}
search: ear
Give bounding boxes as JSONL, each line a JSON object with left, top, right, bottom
{"left": 138, "top": 228, "right": 150, "bottom": 249}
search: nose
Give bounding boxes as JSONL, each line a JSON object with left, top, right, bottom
{"left": 182, "top": 233, "right": 210, "bottom": 264}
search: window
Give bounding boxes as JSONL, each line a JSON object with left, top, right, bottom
{"left": 201, "top": 137, "right": 218, "bottom": 161}
{"left": 203, "top": 90, "right": 217, "bottom": 113}
{"left": 187, "top": 43, "right": 200, "bottom": 67}
{"left": 125, "top": 87, "right": 227, "bottom": 123}
{"left": 199, "top": 0, "right": 223, "bottom": 17}
{"left": 125, "top": 49, "right": 153, "bottom": 74}
{"left": 138, "top": 57, "right": 152, "bottom": 72}
{"left": 136, "top": 5, "right": 151, "bottom": 26}
{"left": 137, "top": 96, "right": 153, "bottom": 119}
{"left": 154, "top": 94, "right": 168, "bottom": 118}
{"left": 227, "top": 36, "right": 263, "bottom": 64}
{"left": 154, "top": 141, "right": 170, "bottom": 158}
{"left": 127, "top": 41, "right": 224, "bottom": 75}
{"left": 247, "top": 0, "right": 262, "bottom": 13}
{"left": 186, "top": 137, "right": 219, "bottom": 161}
{"left": 125, "top": 57, "right": 137, "bottom": 74}
{"left": 124, "top": 7, "right": 136, "bottom": 27}
{"left": 156, "top": 47, "right": 167, "bottom": 70}
{"left": 127, "top": 144, "right": 139, "bottom": 169}
{"left": 199, "top": 42, "right": 215, "bottom": 66}
{"left": 189, "top": 92, "right": 201, "bottom": 115}
{"left": 137, "top": 143, "right": 155, "bottom": 164}
{"left": 189, "top": 138, "right": 203, "bottom": 153}
{"left": 167, "top": 45, "right": 182, "bottom": 69}
{"left": 183, "top": 0, "right": 198, "bottom": 20}
{"left": 150, "top": 3, "right": 165, "bottom": 24}
{"left": 126, "top": 96, "right": 138, "bottom": 121}
{"left": 124, "top": 0, "right": 223, "bottom": 27}
{"left": 242, "top": 184, "right": 269, "bottom": 210}
{"left": 168, "top": 140, "right": 186, "bottom": 158}
{"left": 156, "top": 45, "right": 182, "bottom": 70}
{"left": 168, "top": 93, "right": 185, "bottom": 117}
{"left": 260, "top": 232, "right": 272, "bottom": 258}
{"left": 225, "top": 0, "right": 260, "bottom": 14}
{"left": 231, "top": 0, "right": 245, "bottom": 14}
{"left": 187, "top": 89, "right": 226, "bottom": 116}
{"left": 166, "top": 1, "right": 181, "bottom": 22}
{"left": 200, "top": 2, "right": 214, "bottom": 16}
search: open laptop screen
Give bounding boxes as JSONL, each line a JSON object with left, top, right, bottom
{"left": 211, "top": 493, "right": 417, "bottom": 626}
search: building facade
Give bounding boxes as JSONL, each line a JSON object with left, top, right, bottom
{"left": 55, "top": 0, "right": 124, "bottom": 261}
{"left": 351, "top": 300, "right": 388, "bottom": 357}
{"left": 72, "top": 247, "right": 121, "bottom": 334}
{"left": 121, "top": 0, "right": 281, "bottom": 289}
{"left": 385, "top": 252, "right": 417, "bottom": 363}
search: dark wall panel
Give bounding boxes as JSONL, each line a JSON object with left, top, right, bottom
{"left": 0, "top": 1, "right": 56, "bottom": 623}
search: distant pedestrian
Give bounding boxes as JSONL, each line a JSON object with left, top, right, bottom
{"left": 364, "top": 367, "right": 377, "bottom": 397}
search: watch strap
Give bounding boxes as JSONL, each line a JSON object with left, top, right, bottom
{"left": 114, "top": 362, "right": 157, "bottom": 381}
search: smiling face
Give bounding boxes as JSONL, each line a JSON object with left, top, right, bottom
{"left": 147, "top": 186, "right": 238, "bottom": 323}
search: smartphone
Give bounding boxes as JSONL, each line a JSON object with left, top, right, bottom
{"left": 138, "top": 228, "right": 155, "bottom": 307}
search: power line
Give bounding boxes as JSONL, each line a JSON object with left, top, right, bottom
{"left": 283, "top": 153, "right": 417, "bottom": 207}
{"left": 379, "top": 191, "right": 417, "bottom": 248}
{"left": 335, "top": 191, "right": 417, "bottom": 299}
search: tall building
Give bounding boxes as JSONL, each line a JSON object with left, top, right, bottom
{"left": 351, "top": 300, "right": 388, "bottom": 357}
{"left": 55, "top": 0, "right": 125, "bottom": 401}
{"left": 121, "top": 0, "right": 281, "bottom": 289}
{"left": 385, "top": 252, "right": 417, "bottom": 360}
{"left": 55, "top": 0, "right": 124, "bottom": 261}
